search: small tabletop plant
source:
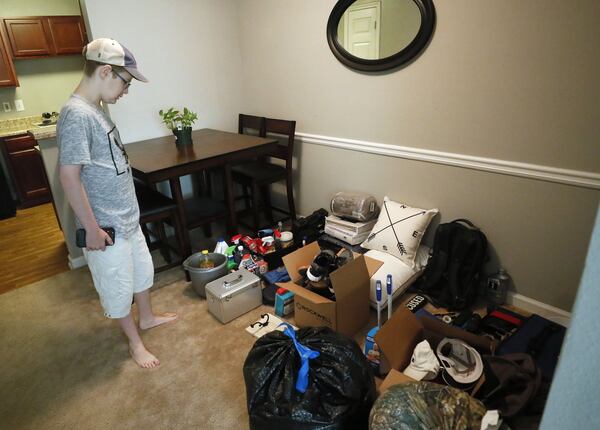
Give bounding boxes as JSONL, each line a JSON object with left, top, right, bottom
{"left": 159, "top": 107, "right": 198, "bottom": 145}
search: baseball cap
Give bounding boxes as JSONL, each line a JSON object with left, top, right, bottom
{"left": 83, "top": 38, "right": 148, "bottom": 83}
{"left": 403, "top": 340, "right": 440, "bottom": 381}
{"left": 436, "top": 338, "right": 483, "bottom": 385}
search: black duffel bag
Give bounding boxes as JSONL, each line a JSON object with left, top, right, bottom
{"left": 243, "top": 325, "right": 375, "bottom": 430}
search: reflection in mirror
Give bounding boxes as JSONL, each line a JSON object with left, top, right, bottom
{"left": 336, "top": 0, "right": 421, "bottom": 60}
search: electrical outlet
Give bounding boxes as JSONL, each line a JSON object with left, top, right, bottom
{"left": 14, "top": 99, "right": 24, "bottom": 111}
{"left": 2, "top": 102, "right": 11, "bottom": 113}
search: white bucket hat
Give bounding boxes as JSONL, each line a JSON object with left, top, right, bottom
{"left": 403, "top": 340, "right": 440, "bottom": 381}
{"left": 436, "top": 338, "right": 484, "bottom": 385}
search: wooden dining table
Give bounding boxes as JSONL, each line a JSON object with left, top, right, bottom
{"left": 126, "top": 128, "right": 278, "bottom": 256}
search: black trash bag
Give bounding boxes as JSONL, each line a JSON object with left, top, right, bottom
{"left": 243, "top": 325, "right": 376, "bottom": 430}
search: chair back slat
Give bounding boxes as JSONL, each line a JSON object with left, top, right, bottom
{"left": 265, "top": 118, "right": 296, "bottom": 164}
{"left": 238, "top": 114, "right": 266, "bottom": 137}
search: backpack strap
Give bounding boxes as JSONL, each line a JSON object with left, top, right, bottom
{"left": 452, "top": 219, "right": 479, "bottom": 229}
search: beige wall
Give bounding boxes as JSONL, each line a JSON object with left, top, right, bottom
{"left": 80, "top": 0, "right": 244, "bottom": 144}
{"left": 0, "top": 0, "right": 84, "bottom": 120}
{"left": 0, "top": 0, "right": 80, "bottom": 16}
{"left": 239, "top": 0, "right": 599, "bottom": 173}
{"left": 80, "top": 0, "right": 245, "bottom": 200}
{"left": 237, "top": 0, "right": 600, "bottom": 310}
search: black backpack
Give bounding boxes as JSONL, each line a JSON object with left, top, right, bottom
{"left": 412, "top": 219, "right": 487, "bottom": 310}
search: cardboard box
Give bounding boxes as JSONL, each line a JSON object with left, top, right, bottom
{"left": 276, "top": 241, "right": 383, "bottom": 337}
{"left": 375, "top": 307, "right": 496, "bottom": 394}
{"left": 378, "top": 369, "right": 415, "bottom": 394}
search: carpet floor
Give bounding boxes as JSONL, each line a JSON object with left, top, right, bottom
{"left": 0, "top": 265, "right": 278, "bottom": 430}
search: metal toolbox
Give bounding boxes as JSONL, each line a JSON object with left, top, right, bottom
{"left": 205, "top": 269, "right": 262, "bottom": 324}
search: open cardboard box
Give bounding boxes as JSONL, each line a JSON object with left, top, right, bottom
{"left": 276, "top": 241, "right": 383, "bottom": 337}
{"left": 375, "top": 306, "right": 497, "bottom": 394}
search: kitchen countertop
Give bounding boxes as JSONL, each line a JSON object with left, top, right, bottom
{"left": 0, "top": 115, "right": 57, "bottom": 140}
{"left": 28, "top": 125, "right": 57, "bottom": 140}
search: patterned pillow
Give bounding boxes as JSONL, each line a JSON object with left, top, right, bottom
{"left": 361, "top": 196, "right": 438, "bottom": 267}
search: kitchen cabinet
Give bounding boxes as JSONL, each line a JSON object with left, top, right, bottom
{"left": 1, "top": 134, "right": 51, "bottom": 208}
{"left": 0, "top": 24, "right": 18, "bottom": 87}
{"left": 3, "top": 16, "right": 87, "bottom": 58}
{"left": 47, "top": 16, "right": 87, "bottom": 55}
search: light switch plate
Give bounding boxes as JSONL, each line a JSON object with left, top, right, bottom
{"left": 2, "top": 102, "right": 11, "bottom": 112}
{"left": 14, "top": 99, "right": 24, "bottom": 111}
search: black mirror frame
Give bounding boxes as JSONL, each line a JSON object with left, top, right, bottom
{"left": 326, "top": 0, "right": 436, "bottom": 72}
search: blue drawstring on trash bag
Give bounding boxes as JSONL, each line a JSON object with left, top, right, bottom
{"left": 280, "top": 323, "right": 320, "bottom": 393}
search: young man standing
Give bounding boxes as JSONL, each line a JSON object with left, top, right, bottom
{"left": 58, "top": 38, "right": 177, "bottom": 368}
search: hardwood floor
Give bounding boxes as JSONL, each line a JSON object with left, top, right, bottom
{"left": 0, "top": 203, "right": 68, "bottom": 294}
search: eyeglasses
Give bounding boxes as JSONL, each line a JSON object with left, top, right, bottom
{"left": 112, "top": 69, "right": 132, "bottom": 89}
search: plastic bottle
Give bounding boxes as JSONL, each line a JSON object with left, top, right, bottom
{"left": 226, "top": 245, "right": 237, "bottom": 270}
{"left": 486, "top": 268, "right": 510, "bottom": 305}
{"left": 376, "top": 280, "right": 382, "bottom": 329}
{"left": 198, "top": 250, "right": 214, "bottom": 269}
{"left": 233, "top": 245, "right": 245, "bottom": 265}
{"left": 386, "top": 274, "right": 393, "bottom": 320}
{"left": 214, "top": 238, "right": 228, "bottom": 255}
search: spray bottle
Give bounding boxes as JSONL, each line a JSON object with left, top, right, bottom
{"left": 376, "top": 280, "right": 382, "bottom": 328}
{"left": 386, "top": 274, "right": 393, "bottom": 321}
{"left": 365, "top": 280, "right": 383, "bottom": 375}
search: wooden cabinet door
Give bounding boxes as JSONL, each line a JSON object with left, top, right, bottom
{"left": 3, "top": 18, "right": 53, "bottom": 57}
{"left": 3, "top": 135, "right": 51, "bottom": 208}
{"left": 0, "top": 24, "right": 18, "bottom": 87}
{"left": 47, "top": 16, "right": 87, "bottom": 55}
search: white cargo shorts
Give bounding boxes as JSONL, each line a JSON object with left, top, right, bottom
{"left": 83, "top": 225, "right": 154, "bottom": 319}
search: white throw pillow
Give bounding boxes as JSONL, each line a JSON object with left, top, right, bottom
{"left": 366, "top": 248, "right": 424, "bottom": 310}
{"left": 361, "top": 196, "right": 438, "bottom": 267}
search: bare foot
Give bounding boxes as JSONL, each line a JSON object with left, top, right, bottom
{"left": 129, "top": 344, "right": 160, "bottom": 369}
{"left": 139, "top": 312, "right": 178, "bottom": 330}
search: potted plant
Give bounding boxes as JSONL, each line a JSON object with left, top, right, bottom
{"left": 158, "top": 107, "right": 198, "bottom": 145}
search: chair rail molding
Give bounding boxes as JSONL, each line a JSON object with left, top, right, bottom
{"left": 297, "top": 132, "right": 600, "bottom": 190}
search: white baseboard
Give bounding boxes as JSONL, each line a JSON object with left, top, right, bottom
{"left": 507, "top": 291, "right": 571, "bottom": 326}
{"left": 68, "top": 254, "right": 87, "bottom": 270}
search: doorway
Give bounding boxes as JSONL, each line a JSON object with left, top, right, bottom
{"left": 343, "top": 1, "right": 381, "bottom": 60}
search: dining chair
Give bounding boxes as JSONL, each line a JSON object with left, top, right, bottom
{"left": 135, "top": 182, "right": 186, "bottom": 273}
{"left": 183, "top": 191, "right": 228, "bottom": 238}
{"left": 233, "top": 116, "right": 297, "bottom": 230}
{"left": 239, "top": 113, "right": 266, "bottom": 137}
{"left": 194, "top": 113, "right": 266, "bottom": 221}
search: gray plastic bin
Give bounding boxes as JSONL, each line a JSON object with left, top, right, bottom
{"left": 183, "top": 252, "right": 228, "bottom": 297}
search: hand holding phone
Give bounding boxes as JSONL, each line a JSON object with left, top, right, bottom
{"left": 76, "top": 227, "right": 115, "bottom": 249}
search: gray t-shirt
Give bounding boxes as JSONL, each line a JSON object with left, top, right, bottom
{"left": 57, "top": 94, "right": 139, "bottom": 238}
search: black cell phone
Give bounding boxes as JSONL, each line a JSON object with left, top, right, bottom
{"left": 76, "top": 227, "right": 115, "bottom": 248}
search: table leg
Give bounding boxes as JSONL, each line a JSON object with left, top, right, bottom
{"left": 169, "top": 177, "right": 191, "bottom": 256}
{"left": 224, "top": 163, "right": 237, "bottom": 233}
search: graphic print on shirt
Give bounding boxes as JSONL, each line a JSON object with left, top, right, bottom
{"left": 107, "top": 126, "right": 129, "bottom": 175}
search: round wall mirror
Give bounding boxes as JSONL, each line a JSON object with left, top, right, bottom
{"left": 327, "top": 0, "right": 436, "bottom": 72}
